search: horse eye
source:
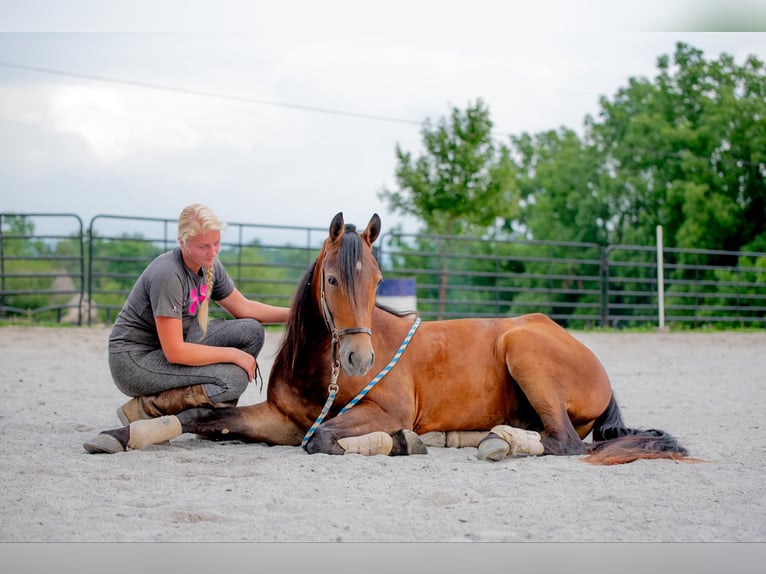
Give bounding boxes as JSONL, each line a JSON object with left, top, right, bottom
{"left": 327, "top": 275, "right": 338, "bottom": 286}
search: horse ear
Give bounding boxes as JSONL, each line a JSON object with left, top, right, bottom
{"left": 363, "top": 213, "right": 381, "bottom": 245}
{"left": 329, "top": 212, "right": 344, "bottom": 241}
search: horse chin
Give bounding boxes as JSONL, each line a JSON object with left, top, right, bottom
{"left": 339, "top": 339, "right": 375, "bottom": 377}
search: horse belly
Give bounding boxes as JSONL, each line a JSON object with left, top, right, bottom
{"left": 411, "top": 345, "right": 512, "bottom": 434}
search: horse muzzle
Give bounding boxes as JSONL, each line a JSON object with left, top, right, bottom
{"left": 338, "top": 333, "right": 375, "bottom": 376}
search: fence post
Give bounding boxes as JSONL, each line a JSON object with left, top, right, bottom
{"left": 656, "top": 225, "right": 665, "bottom": 330}
{"left": 600, "top": 245, "right": 608, "bottom": 328}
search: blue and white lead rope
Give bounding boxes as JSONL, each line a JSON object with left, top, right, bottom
{"left": 301, "top": 316, "right": 421, "bottom": 448}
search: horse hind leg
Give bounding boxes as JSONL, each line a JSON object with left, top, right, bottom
{"left": 477, "top": 425, "right": 546, "bottom": 461}
{"left": 499, "top": 327, "right": 600, "bottom": 458}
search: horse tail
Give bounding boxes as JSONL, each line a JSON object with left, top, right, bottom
{"left": 584, "top": 394, "right": 690, "bottom": 465}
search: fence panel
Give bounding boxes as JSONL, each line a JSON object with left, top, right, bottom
{"left": 87, "top": 215, "right": 326, "bottom": 325}
{"left": 605, "top": 244, "right": 766, "bottom": 328}
{"left": 0, "top": 213, "right": 85, "bottom": 323}
{"left": 2, "top": 212, "right": 765, "bottom": 329}
{"left": 377, "top": 232, "right": 604, "bottom": 327}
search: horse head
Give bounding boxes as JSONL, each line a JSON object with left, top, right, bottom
{"left": 314, "top": 212, "right": 382, "bottom": 377}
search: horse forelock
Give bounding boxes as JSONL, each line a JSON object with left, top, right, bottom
{"left": 338, "top": 229, "right": 363, "bottom": 307}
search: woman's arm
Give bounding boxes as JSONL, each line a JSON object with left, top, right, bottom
{"left": 155, "top": 315, "right": 256, "bottom": 379}
{"left": 216, "top": 288, "right": 290, "bottom": 323}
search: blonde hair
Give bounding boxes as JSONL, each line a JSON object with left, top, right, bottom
{"left": 178, "top": 203, "right": 225, "bottom": 336}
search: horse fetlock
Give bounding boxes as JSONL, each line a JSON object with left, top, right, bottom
{"left": 127, "top": 415, "right": 182, "bottom": 450}
{"left": 338, "top": 431, "right": 393, "bottom": 455}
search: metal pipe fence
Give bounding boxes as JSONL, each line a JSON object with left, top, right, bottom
{"left": 2, "top": 212, "right": 765, "bottom": 329}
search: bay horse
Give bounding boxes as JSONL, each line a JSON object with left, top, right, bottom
{"left": 85, "top": 212, "right": 690, "bottom": 465}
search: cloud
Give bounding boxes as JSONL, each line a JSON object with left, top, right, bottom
{"left": 1, "top": 9, "right": 765, "bottom": 237}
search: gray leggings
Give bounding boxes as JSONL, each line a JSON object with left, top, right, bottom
{"left": 109, "top": 318, "right": 265, "bottom": 403}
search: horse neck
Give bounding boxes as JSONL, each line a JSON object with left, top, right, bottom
{"left": 369, "top": 305, "right": 416, "bottom": 355}
{"left": 270, "top": 257, "right": 333, "bottom": 389}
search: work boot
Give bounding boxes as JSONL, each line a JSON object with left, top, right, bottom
{"left": 116, "top": 384, "right": 237, "bottom": 425}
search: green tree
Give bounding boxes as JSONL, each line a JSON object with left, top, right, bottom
{"left": 379, "top": 99, "right": 519, "bottom": 318}
{"left": 581, "top": 42, "right": 766, "bottom": 325}
{"left": 380, "top": 99, "right": 518, "bottom": 236}
{"left": 590, "top": 42, "right": 766, "bottom": 251}
{"left": 509, "top": 127, "right": 609, "bottom": 244}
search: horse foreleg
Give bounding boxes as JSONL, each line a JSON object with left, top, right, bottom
{"left": 83, "top": 415, "right": 183, "bottom": 454}
{"left": 337, "top": 429, "right": 427, "bottom": 456}
{"left": 83, "top": 402, "right": 304, "bottom": 454}
{"left": 306, "top": 427, "right": 427, "bottom": 456}
{"left": 177, "top": 402, "right": 304, "bottom": 446}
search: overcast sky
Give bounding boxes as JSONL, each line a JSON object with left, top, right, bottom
{"left": 1, "top": 1, "right": 765, "bottom": 237}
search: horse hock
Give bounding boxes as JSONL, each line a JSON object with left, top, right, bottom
{"left": 476, "top": 425, "right": 544, "bottom": 461}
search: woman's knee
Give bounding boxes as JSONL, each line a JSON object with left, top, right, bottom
{"left": 204, "top": 372, "right": 249, "bottom": 403}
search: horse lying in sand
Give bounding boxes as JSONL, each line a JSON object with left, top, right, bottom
{"left": 85, "top": 212, "right": 689, "bottom": 465}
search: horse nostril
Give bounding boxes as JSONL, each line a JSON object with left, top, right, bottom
{"left": 346, "top": 350, "right": 374, "bottom": 370}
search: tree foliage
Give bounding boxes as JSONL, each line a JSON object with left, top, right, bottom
{"left": 377, "top": 42, "right": 766, "bottom": 326}
{"left": 381, "top": 43, "right": 765, "bottom": 253}
{"left": 588, "top": 42, "right": 766, "bottom": 251}
{"left": 379, "top": 99, "right": 519, "bottom": 236}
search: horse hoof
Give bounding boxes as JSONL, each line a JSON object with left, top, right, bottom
{"left": 391, "top": 429, "right": 428, "bottom": 455}
{"left": 83, "top": 432, "right": 125, "bottom": 454}
{"left": 402, "top": 430, "right": 428, "bottom": 455}
{"left": 477, "top": 435, "right": 509, "bottom": 462}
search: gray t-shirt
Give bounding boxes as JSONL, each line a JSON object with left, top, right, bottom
{"left": 109, "top": 247, "right": 235, "bottom": 353}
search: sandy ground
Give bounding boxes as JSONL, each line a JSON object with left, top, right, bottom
{"left": 1, "top": 325, "right": 765, "bottom": 545}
